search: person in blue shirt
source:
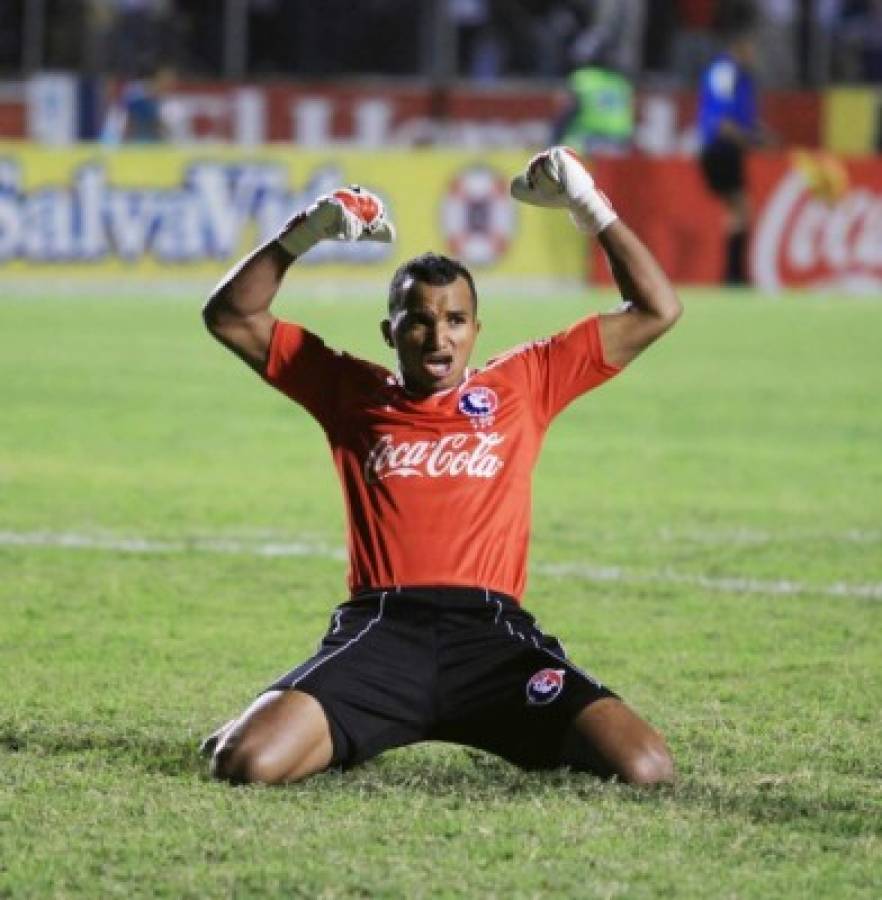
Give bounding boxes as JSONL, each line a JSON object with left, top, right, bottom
{"left": 697, "top": 5, "right": 771, "bottom": 285}
{"left": 101, "top": 66, "right": 173, "bottom": 145}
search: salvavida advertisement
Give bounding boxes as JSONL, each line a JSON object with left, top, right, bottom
{"left": 0, "top": 145, "right": 584, "bottom": 282}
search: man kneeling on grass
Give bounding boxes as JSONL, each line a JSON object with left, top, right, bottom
{"left": 200, "top": 148, "right": 681, "bottom": 785}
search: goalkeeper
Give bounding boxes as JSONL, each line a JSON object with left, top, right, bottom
{"left": 202, "top": 148, "right": 682, "bottom": 786}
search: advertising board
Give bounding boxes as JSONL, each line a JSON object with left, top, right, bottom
{"left": 750, "top": 155, "right": 882, "bottom": 292}
{"left": 0, "top": 144, "right": 584, "bottom": 283}
{"left": 589, "top": 152, "right": 882, "bottom": 291}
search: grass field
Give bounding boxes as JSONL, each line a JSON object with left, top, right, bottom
{"left": 1, "top": 283, "right": 880, "bottom": 898}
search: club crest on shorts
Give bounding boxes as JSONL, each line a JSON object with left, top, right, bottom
{"left": 458, "top": 386, "right": 498, "bottom": 429}
{"left": 526, "top": 668, "right": 565, "bottom": 705}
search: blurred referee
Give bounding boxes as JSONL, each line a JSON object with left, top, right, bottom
{"left": 697, "top": 3, "right": 772, "bottom": 285}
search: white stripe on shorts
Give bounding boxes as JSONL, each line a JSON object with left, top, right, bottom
{"left": 290, "top": 591, "right": 387, "bottom": 689}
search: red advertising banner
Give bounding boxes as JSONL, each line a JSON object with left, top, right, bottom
{"left": 0, "top": 78, "right": 822, "bottom": 151}
{"left": 237, "top": 83, "right": 821, "bottom": 151}
{"left": 750, "top": 154, "right": 882, "bottom": 292}
{"left": 590, "top": 153, "right": 882, "bottom": 291}
{"left": 588, "top": 156, "right": 725, "bottom": 285}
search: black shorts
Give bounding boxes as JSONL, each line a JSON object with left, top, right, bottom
{"left": 700, "top": 137, "right": 745, "bottom": 196}
{"left": 265, "top": 586, "right": 617, "bottom": 770}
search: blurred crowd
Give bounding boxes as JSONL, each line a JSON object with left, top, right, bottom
{"left": 448, "top": 0, "right": 882, "bottom": 85}
{"left": 0, "top": 0, "right": 880, "bottom": 85}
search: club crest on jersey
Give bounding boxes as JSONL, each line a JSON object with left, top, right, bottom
{"left": 526, "top": 668, "right": 565, "bottom": 706}
{"left": 458, "top": 386, "right": 498, "bottom": 429}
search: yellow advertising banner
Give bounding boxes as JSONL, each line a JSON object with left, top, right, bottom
{"left": 823, "top": 88, "right": 878, "bottom": 155}
{"left": 0, "top": 143, "right": 585, "bottom": 281}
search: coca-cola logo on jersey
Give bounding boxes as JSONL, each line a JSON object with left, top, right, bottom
{"left": 363, "top": 432, "right": 505, "bottom": 483}
{"left": 753, "top": 170, "right": 882, "bottom": 291}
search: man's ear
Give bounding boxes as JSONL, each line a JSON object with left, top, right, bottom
{"left": 380, "top": 319, "right": 394, "bottom": 348}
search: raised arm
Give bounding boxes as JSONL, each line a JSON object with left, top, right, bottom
{"left": 202, "top": 187, "right": 395, "bottom": 373}
{"left": 203, "top": 240, "right": 292, "bottom": 373}
{"left": 595, "top": 220, "right": 682, "bottom": 367}
{"left": 510, "top": 146, "right": 682, "bottom": 368}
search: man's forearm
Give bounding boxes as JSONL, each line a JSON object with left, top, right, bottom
{"left": 598, "top": 220, "right": 681, "bottom": 324}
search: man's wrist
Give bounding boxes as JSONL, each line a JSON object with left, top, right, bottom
{"left": 568, "top": 191, "right": 618, "bottom": 235}
{"left": 274, "top": 237, "right": 298, "bottom": 260}
{"left": 276, "top": 212, "right": 320, "bottom": 259}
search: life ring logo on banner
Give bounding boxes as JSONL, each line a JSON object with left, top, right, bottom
{"left": 441, "top": 165, "right": 516, "bottom": 266}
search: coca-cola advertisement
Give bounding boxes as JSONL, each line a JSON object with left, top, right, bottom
{"left": 750, "top": 155, "right": 882, "bottom": 292}
{"left": 590, "top": 153, "right": 882, "bottom": 291}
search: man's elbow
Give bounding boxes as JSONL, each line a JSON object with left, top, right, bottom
{"left": 641, "top": 290, "right": 681, "bottom": 341}
{"left": 658, "top": 289, "right": 683, "bottom": 332}
{"left": 202, "top": 290, "right": 229, "bottom": 339}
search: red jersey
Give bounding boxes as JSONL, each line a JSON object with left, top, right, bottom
{"left": 264, "top": 315, "right": 619, "bottom": 601}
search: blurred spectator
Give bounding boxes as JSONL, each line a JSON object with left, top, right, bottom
{"left": 494, "top": 1, "right": 592, "bottom": 78}
{"left": 100, "top": 65, "right": 174, "bottom": 143}
{"left": 244, "top": 0, "right": 420, "bottom": 76}
{"left": 175, "top": 0, "right": 223, "bottom": 73}
{"left": 549, "top": 0, "right": 643, "bottom": 154}
{"left": 98, "top": 0, "right": 172, "bottom": 75}
{"left": 669, "top": 0, "right": 718, "bottom": 83}
{"left": 0, "top": 0, "right": 24, "bottom": 73}
{"left": 553, "top": 64, "right": 635, "bottom": 154}
{"left": 248, "top": 0, "right": 285, "bottom": 75}
{"left": 642, "top": 0, "right": 679, "bottom": 75}
{"left": 864, "top": 0, "right": 882, "bottom": 81}
{"left": 4, "top": 0, "right": 882, "bottom": 87}
{"left": 44, "top": 0, "right": 90, "bottom": 71}
{"left": 568, "top": 0, "right": 647, "bottom": 78}
{"left": 756, "top": 0, "right": 798, "bottom": 87}
{"left": 340, "top": 0, "right": 422, "bottom": 76}
{"left": 834, "top": 0, "right": 882, "bottom": 82}
{"left": 449, "top": 0, "right": 504, "bottom": 79}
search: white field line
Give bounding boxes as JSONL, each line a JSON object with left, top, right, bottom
{"left": 1, "top": 529, "right": 880, "bottom": 601}
{"left": 537, "top": 562, "right": 882, "bottom": 601}
{"left": 0, "top": 529, "right": 346, "bottom": 561}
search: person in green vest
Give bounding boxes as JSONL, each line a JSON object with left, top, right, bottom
{"left": 554, "top": 66, "right": 635, "bottom": 155}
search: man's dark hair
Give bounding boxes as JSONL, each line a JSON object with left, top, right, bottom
{"left": 387, "top": 253, "right": 478, "bottom": 316}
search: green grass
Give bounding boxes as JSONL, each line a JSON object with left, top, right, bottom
{"left": 1, "top": 285, "right": 880, "bottom": 897}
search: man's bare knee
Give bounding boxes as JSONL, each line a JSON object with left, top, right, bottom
{"left": 211, "top": 737, "right": 290, "bottom": 785}
{"left": 619, "top": 735, "right": 675, "bottom": 786}
{"left": 208, "top": 691, "right": 334, "bottom": 786}
{"left": 210, "top": 737, "right": 257, "bottom": 784}
{"left": 572, "top": 699, "right": 675, "bottom": 786}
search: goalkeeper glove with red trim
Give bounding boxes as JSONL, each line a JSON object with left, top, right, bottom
{"left": 277, "top": 185, "right": 395, "bottom": 258}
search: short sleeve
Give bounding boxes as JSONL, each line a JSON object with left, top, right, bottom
{"left": 262, "top": 319, "right": 344, "bottom": 431}
{"left": 526, "top": 315, "right": 621, "bottom": 425}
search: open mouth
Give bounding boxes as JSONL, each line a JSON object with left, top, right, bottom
{"left": 423, "top": 353, "right": 454, "bottom": 379}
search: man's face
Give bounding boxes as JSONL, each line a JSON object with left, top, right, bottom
{"left": 381, "top": 276, "right": 480, "bottom": 397}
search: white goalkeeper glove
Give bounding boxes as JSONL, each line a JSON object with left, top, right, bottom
{"left": 276, "top": 185, "right": 396, "bottom": 258}
{"left": 510, "top": 146, "right": 617, "bottom": 235}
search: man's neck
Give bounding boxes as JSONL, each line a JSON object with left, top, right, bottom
{"left": 398, "top": 369, "right": 471, "bottom": 399}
